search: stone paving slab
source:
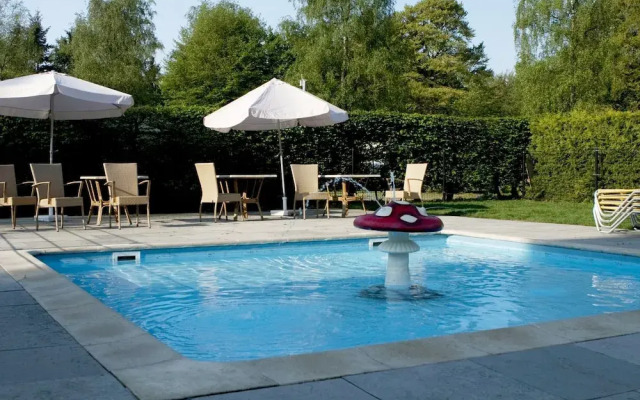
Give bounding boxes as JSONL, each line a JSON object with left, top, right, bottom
{"left": 0, "top": 375, "right": 137, "bottom": 400}
{"left": 0, "top": 268, "right": 22, "bottom": 291}
{"left": 577, "top": 333, "right": 640, "bottom": 366}
{"left": 595, "top": 391, "right": 640, "bottom": 400}
{"left": 472, "top": 344, "right": 640, "bottom": 400}
{"left": 345, "top": 359, "right": 562, "bottom": 400}
{"left": 0, "top": 289, "right": 35, "bottom": 306}
{"left": 198, "top": 379, "right": 377, "bottom": 400}
{"left": 0, "top": 345, "right": 108, "bottom": 385}
{"left": 0, "top": 304, "right": 77, "bottom": 351}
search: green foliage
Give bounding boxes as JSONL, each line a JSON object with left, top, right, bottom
{"left": 162, "top": 1, "right": 287, "bottom": 107}
{"left": 49, "top": 31, "right": 73, "bottom": 74}
{"left": 0, "top": 1, "right": 47, "bottom": 79}
{"left": 0, "top": 107, "right": 529, "bottom": 212}
{"left": 398, "top": 0, "right": 491, "bottom": 115}
{"left": 284, "top": 0, "right": 411, "bottom": 111}
{"left": 515, "top": 0, "right": 640, "bottom": 114}
{"left": 68, "top": 0, "right": 162, "bottom": 105}
{"left": 529, "top": 111, "right": 640, "bottom": 201}
{"left": 455, "top": 73, "right": 521, "bottom": 117}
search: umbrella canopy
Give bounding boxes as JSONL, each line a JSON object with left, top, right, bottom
{"left": 0, "top": 71, "right": 133, "bottom": 120}
{"left": 204, "top": 78, "right": 348, "bottom": 131}
{"left": 0, "top": 71, "right": 134, "bottom": 163}
{"left": 203, "top": 78, "right": 348, "bottom": 213}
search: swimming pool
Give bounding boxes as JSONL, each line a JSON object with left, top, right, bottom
{"left": 38, "top": 235, "right": 640, "bottom": 361}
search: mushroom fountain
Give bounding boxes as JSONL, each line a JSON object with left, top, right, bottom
{"left": 354, "top": 201, "right": 443, "bottom": 295}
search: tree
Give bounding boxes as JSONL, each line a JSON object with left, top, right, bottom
{"left": 284, "top": 0, "right": 411, "bottom": 111}
{"left": 69, "top": 0, "right": 162, "bottom": 105}
{"left": 514, "top": 0, "right": 640, "bottom": 114}
{"left": 0, "top": 1, "right": 48, "bottom": 79}
{"left": 455, "top": 73, "right": 521, "bottom": 117}
{"left": 29, "top": 12, "right": 53, "bottom": 72}
{"left": 49, "top": 30, "right": 73, "bottom": 74}
{"left": 398, "top": 0, "right": 491, "bottom": 114}
{"left": 162, "top": 1, "right": 288, "bottom": 107}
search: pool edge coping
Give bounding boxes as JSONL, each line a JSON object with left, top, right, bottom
{"left": 1, "top": 228, "right": 640, "bottom": 400}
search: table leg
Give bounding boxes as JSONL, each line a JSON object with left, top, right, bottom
{"left": 342, "top": 181, "right": 348, "bottom": 217}
{"left": 233, "top": 180, "right": 239, "bottom": 221}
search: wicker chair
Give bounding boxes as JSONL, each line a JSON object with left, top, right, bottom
{"left": 291, "top": 164, "right": 331, "bottom": 219}
{"left": 195, "top": 163, "right": 243, "bottom": 222}
{"left": 103, "top": 163, "right": 150, "bottom": 229}
{"left": 0, "top": 165, "right": 36, "bottom": 229}
{"left": 30, "top": 164, "right": 85, "bottom": 232}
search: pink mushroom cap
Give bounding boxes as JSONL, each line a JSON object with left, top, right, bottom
{"left": 354, "top": 201, "right": 443, "bottom": 233}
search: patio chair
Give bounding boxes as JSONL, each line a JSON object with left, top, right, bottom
{"left": 30, "top": 164, "right": 85, "bottom": 232}
{"left": 291, "top": 164, "right": 331, "bottom": 219}
{"left": 0, "top": 165, "right": 37, "bottom": 229}
{"left": 385, "top": 163, "right": 428, "bottom": 205}
{"left": 103, "top": 163, "right": 150, "bottom": 229}
{"left": 195, "top": 163, "right": 243, "bottom": 222}
{"left": 593, "top": 189, "right": 640, "bottom": 233}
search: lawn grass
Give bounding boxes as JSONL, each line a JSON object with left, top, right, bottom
{"left": 421, "top": 199, "right": 596, "bottom": 226}
{"left": 355, "top": 192, "right": 632, "bottom": 228}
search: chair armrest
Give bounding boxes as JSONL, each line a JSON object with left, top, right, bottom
{"left": 405, "top": 178, "right": 424, "bottom": 192}
{"left": 65, "top": 180, "right": 84, "bottom": 197}
{"left": 104, "top": 180, "right": 116, "bottom": 198}
{"left": 32, "top": 182, "right": 51, "bottom": 201}
{"left": 139, "top": 180, "right": 150, "bottom": 196}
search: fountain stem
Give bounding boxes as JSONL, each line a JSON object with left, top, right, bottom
{"left": 378, "top": 231, "right": 420, "bottom": 290}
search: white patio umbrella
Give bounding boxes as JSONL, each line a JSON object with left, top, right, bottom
{"left": 203, "top": 78, "right": 348, "bottom": 214}
{"left": 0, "top": 71, "right": 134, "bottom": 164}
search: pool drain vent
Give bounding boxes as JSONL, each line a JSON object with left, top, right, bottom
{"left": 112, "top": 251, "right": 141, "bottom": 264}
{"left": 368, "top": 238, "right": 386, "bottom": 249}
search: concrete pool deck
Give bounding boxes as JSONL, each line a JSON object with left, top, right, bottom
{"left": 1, "top": 212, "right": 640, "bottom": 399}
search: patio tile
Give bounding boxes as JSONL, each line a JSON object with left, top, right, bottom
{"left": 472, "top": 344, "right": 640, "bottom": 400}
{"left": 0, "top": 304, "right": 76, "bottom": 351}
{"left": 0, "top": 375, "right": 136, "bottom": 400}
{"left": 114, "top": 358, "right": 277, "bottom": 400}
{"left": 199, "top": 379, "right": 377, "bottom": 400}
{"left": 577, "top": 334, "right": 640, "bottom": 366}
{"left": 0, "top": 345, "right": 106, "bottom": 385}
{"left": 0, "top": 268, "right": 21, "bottom": 291}
{"left": 345, "top": 359, "right": 561, "bottom": 400}
{"left": 594, "top": 391, "right": 640, "bottom": 400}
{"left": 247, "top": 347, "right": 388, "bottom": 385}
{"left": 0, "top": 290, "right": 35, "bottom": 306}
{"left": 85, "top": 332, "right": 181, "bottom": 371}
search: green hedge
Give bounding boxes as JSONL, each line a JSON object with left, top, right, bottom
{"left": 0, "top": 107, "right": 529, "bottom": 212}
{"left": 529, "top": 111, "right": 640, "bottom": 201}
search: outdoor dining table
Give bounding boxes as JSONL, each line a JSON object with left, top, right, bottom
{"left": 80, "top": 175, "right": 149, "bottom": 225}
{"left": 216, "top": 174, "right": 277, "bottom": 220}
{"left": 319, "top": 174, "right": 381, "bottom": 217}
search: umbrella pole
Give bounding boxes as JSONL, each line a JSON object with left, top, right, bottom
{"left": 49, "top": 117, "right": 54, "bottom": 164}
{"left": 278, "top": 128, "right": 288, "bottom": 214}
{"left": 48, "top": 117, "right": 55, "bottom": 219}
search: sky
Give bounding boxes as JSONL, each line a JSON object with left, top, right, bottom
{"left": 22, "top": 0, "right": 517, "bottom": 74}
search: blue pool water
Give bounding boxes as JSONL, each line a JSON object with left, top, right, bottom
{"left": 39, "top": 235, "right": 640, "bottom": 361}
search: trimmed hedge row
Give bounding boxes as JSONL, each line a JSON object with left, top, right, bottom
{"left": 0, "top": 107, "right": 530, "bottom": 212}
{"left": 529, "top": 111, "right": 640, "bottom": 201}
